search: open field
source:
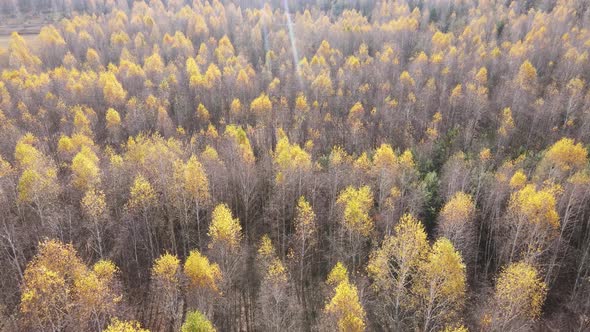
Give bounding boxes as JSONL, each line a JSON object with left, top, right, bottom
{"left": 0, "top": 33, "right": 38, "bottom": 48}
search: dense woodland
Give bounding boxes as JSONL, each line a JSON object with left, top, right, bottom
{"left": 1, "top": 0, "right": 590, "bottom": 331}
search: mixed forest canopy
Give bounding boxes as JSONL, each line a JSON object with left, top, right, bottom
{"left": 1, "top": 0, "right": 590, "bottom": 331}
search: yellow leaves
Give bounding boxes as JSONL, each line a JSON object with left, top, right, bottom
{"left": 432, "top": 30, "right": 453, "bottom": 50}
{"left": 250, "top": 92, "right": 272, "bottom": 117}
{"left": 224, "top": 124, "right": 255, "bottom": 164}
{"left": 399, "top": 71, "right": 415, "bottom": 88}
{"left": 294, "top": 196, "right": 317, "bottom": 243}
{"left": 479, "top": 148, "right": 492, "bottom": 161}
{"left": 440, "top": 192, "right": 475, "bottom": 227}
{"left": 196, "top": 103, "right": 210, "bottom": 123}
{"left": 367, "top": 213, "right": 428, "bottom": 291}
{"left": 508, "top": 184, "right": 560, "bottom": 229}
{"left": 145, "top": 51, "right": 164, "bottom": 77}
{"left": 15, "top": 135, "right": 59, "bottom": 205}
{"left": 99, "top": 71, "right": 127, "bottom": 106}
{"left": 257, "top": 234, "right": 275, "bottom": 259}
{"left": 204, "top": 63, "right": 222, "bottom": 89}
{"left": 184, "top": 250, "right": 222, "bottom": 292}
{"left": 337, "top": 186, "right": 374, "bottom": 237}
{"left": 106, "top": 108, "right": 122, "bottom": 128}
{"left": 414, "top": 238, "right": 466, "bottom": 302}
{"left": 542, "top": 137, "right": 588, "bottom": 173}
{"left": 20, "top": 239, "right": 119, "bottom": 329}
{"left": 182, "top": 310, "right": 216, "bottom": 332}
{"left": 475, "top": 67, "right": 488, "bottom": 85}
{"left": 373, "top": 143, "right": 396, "bottom": 171}
{"left": 267, "top": 258, "right": 288, "bottom": 283}
{"left": 209, "top": 204, "right": 242, "bottom": 251}
{"left": 273, "top": 133, "right": 312, "bottom": 184}
{"left": 311, "top": 71, "right": 334, "bottom": 97}
{"left": 495, "top": 262, "right": 547, "bottom": 320}
{"left": 71, "top": 147, "right": 101, "bottom": 191}
{"left": 39, "top": 25, "right": 66, "bottom": 47}
{"left": 127, "top": 174, "right": 156, "bottom": 210}
{"left": 174, "top": 155, "right": 211, "bottom": 204}
{"left": 93, "top": 260, "right": 118, "bottom": 282}
{"left": 347, "top": 102, "right": 365, "bottom": 131}
{"left": 327, "top": 262, "right": 349, "bottom": 287}
{"left": 325, "top": 262, "right": 366, "bottom": 332}
{"left": 104, "top": 319, "right": 149, "bottom": 332}
{"left": 498, "top": 107, "right": 515, "bottom": 137}
{"left": 449, "top": 84, "right": 463, "bottom": 105}
{"left": 15, "top": 133, "right": 42, "bottom": 168}
{"left": 82, "top": 189, "right": 106, "bottom": 220}
{"left": 510, "top": 170, "right": 527, "bottom": 189}
{"left": 516, "top": 60, "right": 538, "bottom": 92}
{"left": 152, "top": 252, "right": 180, "bottom": 284}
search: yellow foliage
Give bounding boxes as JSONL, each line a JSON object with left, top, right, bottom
{"left": 250, "top": 93, "right": 272, "bottom": 117}
{"left": 510, "top": 170, "right": 527, "bottom": 189}
{"left": 257, "top": 234, "right": 275, "bottom": 259}
{"left": 498, "top": 107, "right": 515, "bottom": 137}
{"left": 224, "top": 125, "right": 255, "bottom": 164}
{"left": 208, "top": 204, "right": 242, "bottom": 251}
{"left": 414, "top": 238, "right": 466, "bottom": 306}
{"left": 325, "top": 268, "right": 366, "bottom": 332}
{"left": 106, "top": 108, "right": 121, "bottom": 128}
{"left": 337, "top": 186, "right": 374, "bottom": 237}
{"left": 372, "top": 143, "right": 396, "bottom": 171}
{"left": 367, "top": 213, "right": 428, "bottom": 292}
{"left": 71, "top": 147, "right": 100, "bottom": 191}
{"left": 127, "top": 174, "right": 156, "bottom": 210}
{"left": 175, "top": 155, "right": 210, "bottom": 205}
{"left": 104, "top": 319, "right": 149, "bottom": 332}
{"left": 516, "top": 60, "right": 538, "bottom": 91}
{"left": 184, "top": 250, "right": 222, "bottom": 292}
{"left": 327, "top": 262, "right": 349, "bottom": 287}
{"left": 543, "top": 137, "right": 588, "bottom": 172}
{"left": 196, "top": 103, "right": 210, "bottom": 123}
{"left": 495, "top": 262, "right": 547, "bottom": 320}
{"left": 294, "top": 196, "right": 317, "bottom": 244}
{"left": 440, "top": 192, "right": 475, "bottom": 226}
{"left": 152, "top": 252, "right": 180, "bottom": 284}
{"left": 508, "top": 184, "right": 560, "bottom": 229}
{"left": 273, "top": 133, "right": 312, "bottom": 183}
{"left": 82, "top": 189, "right": 106, "bottom": 220}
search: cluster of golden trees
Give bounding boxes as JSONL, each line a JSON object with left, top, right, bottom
{"left": 2, "top": 0, "right": 590, "bottom": 331}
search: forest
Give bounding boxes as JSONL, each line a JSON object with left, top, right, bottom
{"left": 1, "top": 0, "right": 590, "bottom": 331}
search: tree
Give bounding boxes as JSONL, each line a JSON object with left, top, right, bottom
{"left": 181, "top": 310, "right": 215, "bottom": 332}
{"left": 255, "top": 235, "right": 301, "bottom": 331}
{"left": 412, "top": 238, "right": 467, "bottom": 332}
{"left": 537, "top": 137, "right": 588, "bottom": 178}
{"left": 367, "top": 213, "right": 429, "bottom": 329}
{"left": 490, "top": 262, "right": 547, "bottom": 331}
{"left": 71, "top": 146, "right": 101, "bottom": 192}
{"left": 20, "top": 240, "right": 122, "bottom": 331}
{"left": 148, "top": 253, "right": 182, "bottom": 331}
{"left": 183, "top": 249, "right": 221, "bottom": 314}
{"left": 437, "top": 192, "right": 476, "bottom": 271}
{"left": 324, "top": 262, "right": 366, "bottom": 332}
{"left": 208, "top": 203, "right": 242, "bottom": 254}
{"left": 172, "top": 155, "right": 211, "bottom": 251}
{"left": 104, "top": 319, "right": 149, "bottom": 332}
{"left": 292, "top": 196, "right": 317, "bottom": 300}
{"left": 336, "top": 185, "right": 373, "bottom": 269}
{"left": 499, "top": 184, "right": 560, "bottom": 265}
{"left": 127, "top": 174, "right": 158, "bottom": 260}
{"left": 81, "top": 189, "right": 108, "bottom": 258}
